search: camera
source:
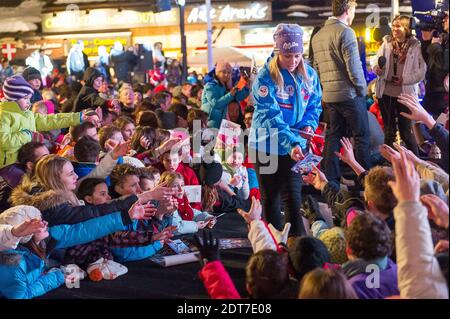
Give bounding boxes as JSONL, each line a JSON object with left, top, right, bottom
{"left": 412, "top": 0, "right": 449, "bottom": 35}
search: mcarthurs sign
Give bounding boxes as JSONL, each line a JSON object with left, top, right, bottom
{"left": 42, "top": 2, "right": 272, "bottom": 33}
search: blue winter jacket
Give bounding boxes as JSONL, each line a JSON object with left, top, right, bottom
{"left": 249, "top": 56, "right": 323, "bottom": 155}
{"left": 247, "top": 167, "right": 259, "bottom": 190}
{"left": 0, "top": 212, "right": 129, "bottom": 299}
{"left": 73, "top": 161, "right": 112, "bottom": 186}
{"left": 111, "top": 216, "right": 172, "bottom": 262}
{"left": 201, "top": 78, "right": 249, "bottom": 129}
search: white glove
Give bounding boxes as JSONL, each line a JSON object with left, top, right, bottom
{"left": 268, "top": 223, "right": 291, "bottom": 245}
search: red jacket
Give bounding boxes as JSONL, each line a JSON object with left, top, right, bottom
{"left": 198, "top": 261, "right": 241, "bottom": 299}
{"left": 369, "top": 102, "right": 384, "bottom": 130}
{"left": 176, "top": 163, "right": 202, "bottom": 211}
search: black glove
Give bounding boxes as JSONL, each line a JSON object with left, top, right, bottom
{"left": 193, "top": 230, "right": 220, "bottom": 265}
{"left": 301, "top": 195, "right": 325, "bottom": 225}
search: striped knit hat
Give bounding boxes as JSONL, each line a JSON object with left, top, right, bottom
{"left": 2, "top": 75, "right": 35, "bottom": 101}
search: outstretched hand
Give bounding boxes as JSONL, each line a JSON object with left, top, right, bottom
{"left": 128, "top": 201, "right": 156, "bottom": 220}
{"left": 237, "top": 197, "right": 262, "bottom": 224}
{"left": 397, "top": 93, "right": 436, "bottom": 129}
{"left": 393, "top": 143, "right": 421, "bottom": 166}
{"left": 379, "top": 144, "right": 401, "bottom": 163}
{"left": 302, "top": 164, "right": 328, "bottom": 191}
{"left": 112, "top": 141, "right": 131, "bottom": 160}
{"left": 11, "top": 218, "right": 46, "bottom": 238}
{"left": 138, "top": 181, "right": 177, "bottom": 204}
{"left": 421, "top": 194, "right": 449, "bottom": 229}
{"left": 268, "top": 223, "right": 291, "bottom": 245}
{"left": 156, "top": 137, "right": 182, "bottom": 156}
{"left": 152, "top": 226, "right": 177, "bottom": 244}
{"left": 193, "top": 230, "right": 220, "bottom": 265}
{"left": 335, "top": 137, "right": 355, "bottom": 165}
{"left": 388, "top": 148, "right": 420, "bottom": 203}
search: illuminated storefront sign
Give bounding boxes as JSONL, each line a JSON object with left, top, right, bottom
{"left": 187, "top": 3, "right": 271, "bottom": 23}
{"left": 43, "top": 9, "right": 178, "bottom": 33}
{"left": 42, "top": 2, "right": 271, "bottom": 33}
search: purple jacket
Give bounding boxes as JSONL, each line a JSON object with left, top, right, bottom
{"left": 0, "top": 163, "right": 25, "bottom": 212}
{"left": 347, "top": 258, "right": 399, "bottom": 299}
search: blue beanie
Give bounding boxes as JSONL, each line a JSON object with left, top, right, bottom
{"left": 273, "top": 24, "right": 304, "bottom": 54}
{"left": 2, "top": 75, "right": 34, "bottom": 101}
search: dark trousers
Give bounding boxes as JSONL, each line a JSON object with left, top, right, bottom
{"left": 253, "top": 152, "right": 306, "bottom": 237}
{"left": 379, "top": 95, "right": 419, "bottom": 155}
{"left": 423, "top": 92, "right": 449, "bottom": 119}
{"left": 323, "top": 97, "right": 372, "bottom": 187}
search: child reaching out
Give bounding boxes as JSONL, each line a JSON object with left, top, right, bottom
{"left": 158, "top": 171, "right": 216, "bottom": 235}
{"left": 67, "top": 177, "right": 175, "bottom": 281}
{"left": 221, "top": 148, "right": 250, "bottom": 200}
{"left": 0, "top": 203, "right": 154, "bottom": 299}
{"left": 0, "top": 75, "right": 88, "bottom": 168}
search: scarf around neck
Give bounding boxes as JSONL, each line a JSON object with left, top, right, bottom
{"left": 176, "top": 194, "right": 194, "bottom": 221}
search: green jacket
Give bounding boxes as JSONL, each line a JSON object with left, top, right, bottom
{"left": 0, "top": 101, "right": 81, "bottom": 168}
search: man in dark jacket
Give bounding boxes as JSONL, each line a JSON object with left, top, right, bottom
{"left": 110, "top": 43, "right": 139, "bottom": 84}
{"left": 74, "top": 67, "right": 118, "bottom": 113}
{"left": 420, "top": 11, "right": 449, "bottom": 118}
{"left": 61, "top": 81, "right": 82, "bottom": 113}
{"left": 312, "top": 0, "right": 371, "bottom": 188}
{"left": 22, "top": 67, "right": 43, "bottom": 104}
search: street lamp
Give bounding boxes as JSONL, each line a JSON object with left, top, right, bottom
{"left": 177, "top": 0, "right": 188, "bottom": 82}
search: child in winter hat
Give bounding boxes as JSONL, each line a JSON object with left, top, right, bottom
{"left": 22, "top": 67, "right": 42, "bottom": 83}
{"left": 2, "top": 75, "right": 34, "bottom": 106}
{"left": 0, "top": 75, "right": 82, "bottom": 168}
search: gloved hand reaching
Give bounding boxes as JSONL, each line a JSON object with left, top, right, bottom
{"left": 193, "top": 230, "right": 220, "bottom": 266}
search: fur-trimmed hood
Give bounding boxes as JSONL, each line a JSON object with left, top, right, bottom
{"left": 9, "top": 177, "right": 73, "bottom": 212}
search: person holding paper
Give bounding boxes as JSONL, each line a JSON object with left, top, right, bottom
{"left": 221, "top": 147, "right": 250, "bottom": 200}
{"left": 158, "top": 171, "right": 216, "bottom": 235}
{"left": 250, "top": 24, "right": 323, "bottom": 241}
{"left": 160, "top": 149, "right": 202, "bottom": 210}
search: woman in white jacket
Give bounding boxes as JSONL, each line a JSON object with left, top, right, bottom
{"left": 373, "top": 15, "right": 426, "bottom": 155}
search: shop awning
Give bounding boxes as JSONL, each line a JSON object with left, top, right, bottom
{"left": 188, "top": 46, "right": 253, "bottom": 67}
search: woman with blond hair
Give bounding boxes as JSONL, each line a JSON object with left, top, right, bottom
{"left": 372, "top": 15, "right": 426, "bottom": 155}
{"left": 11, "top": 154, "right": 174, "bottom": 226}
{"left": 249, "top": 24, "right": 323, "bottom": 242}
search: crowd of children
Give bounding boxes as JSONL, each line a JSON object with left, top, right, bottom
{"left": 0, "top": 17, "right": 448, "bottom": 299}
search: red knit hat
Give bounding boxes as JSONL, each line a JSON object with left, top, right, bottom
{"left": 153, "top": 84, "right": 167, "bottom": 93}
